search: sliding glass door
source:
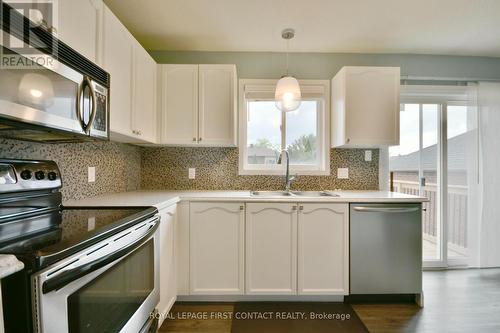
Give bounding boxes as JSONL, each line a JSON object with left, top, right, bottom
{"left": 390, "top": 103, "right": 442, "bottom": 265}
{"left": 390, "top": 87, "right": 477, "bottom": 268}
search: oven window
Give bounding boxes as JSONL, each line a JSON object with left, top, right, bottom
{"left": 67, "top": 239, "right": 154, "bottom": 333}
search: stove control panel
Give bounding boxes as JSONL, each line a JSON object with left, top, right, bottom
{"left": 0, "top": 159, "right": 62, "bottom": 193}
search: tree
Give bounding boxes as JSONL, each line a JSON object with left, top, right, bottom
{"left": 287, "top": 134, "right": 317, "bottom": 162}
{"left": 253, "top": 138, "right": 281, "bottom": 152}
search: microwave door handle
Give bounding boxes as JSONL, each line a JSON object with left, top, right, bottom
{"left": 86, "top": 80, "right": 97, "bottom": 132}
{"left": 76, "top": 80, "right": 86, "bottom": 132}
{"left": 41, "top": 218, "right": 159, "bottom": 294}
{"left": 76, "top": 77, "right": 97, "bottom": 133}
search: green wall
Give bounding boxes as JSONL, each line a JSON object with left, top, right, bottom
{"left": 149, "top": 51, "right": 500, "bottom": 80}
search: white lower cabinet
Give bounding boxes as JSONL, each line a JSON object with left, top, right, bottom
{"left": 297, "top": 203, "right": 349, "bottom": 295}
{"left": 245, "top": 203, "right": 298, "bottom": 295}
{"left": 176, "top": 201, "right": 190, "bottom": 296}
{"left": 180, "top": 201, "right": 349, "bottom": 299}
{"left": 158, "top": 205, "right": 177, "bottom": 325}
{"left": 189, "top": 202, "right": 245, "bottom": 295}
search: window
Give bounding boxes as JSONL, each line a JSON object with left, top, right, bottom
{"left": 239, "top": 79, "right": 330, "bottom": 175}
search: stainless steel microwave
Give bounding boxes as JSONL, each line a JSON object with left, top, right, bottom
{"left": 0, "top": 2, "right": 110, "bottom": 142}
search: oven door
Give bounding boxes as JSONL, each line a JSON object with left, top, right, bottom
{"left": 32, "top": 216, "right": 160, "bottom": 333}
{"left": 0, "top": 42, "right": 97, "bottom": 138}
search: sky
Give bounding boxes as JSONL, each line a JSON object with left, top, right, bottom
{"left": 246, "top": 100, "right": 317, "bottom": 148}
{"left": 389, "top": 103, "right": 470, "bottom": 157}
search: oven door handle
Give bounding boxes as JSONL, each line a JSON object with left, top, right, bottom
{"left": 42, "top": 219, "right": 159, "bottom": 294}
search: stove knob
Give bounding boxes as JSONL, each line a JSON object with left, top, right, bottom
{"left": 35, "top": 171, "right": 45, "bottom": 180}
{"left": 47, "top": 171, "right": 57, "bottom": 181}
{"left": 20, "top": 170, "right": 32, "bottom": 180}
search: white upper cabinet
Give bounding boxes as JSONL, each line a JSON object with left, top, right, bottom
{"left": 245, "top": 203, "right": 297, "bottom": 295}
{"left": 160, "top": 65, "right": 199, "bottom": 144}
{"left": 198, "top": 65, "right": 237, "bottom": 146}
{"left": 102, "top": 5, "right": 157, "bottom": 143}
{"left": 132, "top": 42, "right": 157, "bottom": 143}
{"left": 331, "top": 66, "right": 400, "bottom": 147}
{"left": 102, "top": 5, "right": 134, "bottom": 139}
{"left": 57, "top": 0, "right": 102, "bottom": 62}
{"left": 189, "top": 202, "right": 245, "bottom": 295}
{"left": 297, "top": 203, "right": 349, "bottom": 295}
{"left": 159, "top": 64, "right": 237, "bottom": 146}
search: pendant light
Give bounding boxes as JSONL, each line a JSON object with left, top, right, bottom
{"left": 275, "top": 28, "right": 301, "bottom": 112}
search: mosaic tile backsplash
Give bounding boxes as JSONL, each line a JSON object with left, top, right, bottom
{"left": 0, "top": 139, "right": 141, "bottom": 201}
{"left": 141, "top": 147, "right": 379, "bottom": 191}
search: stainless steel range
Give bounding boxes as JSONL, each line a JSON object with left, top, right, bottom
{"left": 0, "top": 159, "right": 159, "bottom": 333}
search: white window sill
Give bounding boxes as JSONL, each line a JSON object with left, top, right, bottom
{"left": 239, "top": 168, "right": 331, "bottom": 176}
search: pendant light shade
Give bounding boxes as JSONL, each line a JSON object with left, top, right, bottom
{"left": 275, "top": 76, "right": 301, "bottom": 112}
{"left": 275, "top": 28, "right": 301, "bottom": 112}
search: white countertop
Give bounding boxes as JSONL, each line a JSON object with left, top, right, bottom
{"left": 64, "top": 190, "right": 427, "bottom": 209}
{"left": 0, "top": 255, "right": 24, "bottom": 279}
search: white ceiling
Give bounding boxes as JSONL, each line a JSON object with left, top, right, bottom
{"left": 104, "top": 0, "right": 500, "bottom": 57}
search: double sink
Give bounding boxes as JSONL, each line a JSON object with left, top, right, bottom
{"left": 251, "top": 191, "right": 339, "bottom": 197}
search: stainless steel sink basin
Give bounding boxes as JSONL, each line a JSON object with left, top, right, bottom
{"left": 251, "top": 191, "right": 295, "bottom": 196}
{"left": 291, "top": 191, "right": 339, "bottom": 197}
{"left": 250, "top": 191, "right": 339, "bottom": 197}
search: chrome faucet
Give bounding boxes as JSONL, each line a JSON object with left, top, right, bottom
{"left": 277, "top": 149, "right": 295, "bottom": 192}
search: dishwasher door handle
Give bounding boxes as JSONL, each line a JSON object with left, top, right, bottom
{"left": 352, "top": 206, "right": 420, "bottom": 213}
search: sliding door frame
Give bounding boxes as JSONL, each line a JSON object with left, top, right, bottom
{"left": 401, "top": 85, "right": 471, "bottom": 268}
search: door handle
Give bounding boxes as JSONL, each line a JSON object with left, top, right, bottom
{"left": 42, "top": 218, "right": 159, "bottom": 294}
{"left": 77, "top": 76, "right": 97, "bottom": 133}
{"left": 352, "top": 206, "right": 420, "bottom": 213}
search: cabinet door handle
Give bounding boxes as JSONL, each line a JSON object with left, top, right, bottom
{"left": 239, "top": 205, "right": 244, "bottom": 211}
{"left": 292, "top": 206, "right": 297, "bottom": 211}
{"left": 199, "top": 137, "right": 202, "bottom": 141}
{"left": 193, "top": 137, "right": 197, "bottom": 142}
{"left": 299, "top": 206, "right": 304, "bottom": 211}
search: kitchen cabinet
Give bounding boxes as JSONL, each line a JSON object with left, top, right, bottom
{"left": 102, "top": 5, "right": 157, "bottom": 143}
{"left": 189, "top": 202, "right": 245, "bottom": 295}
{"left": 331, "top": 66, "right": 400, "bottom": 147}
{"left": 132, "top": 42, "right": 157, "bottom": 143}
{"left": 245, "top": 203, "right": 297, "bottom": 295}
{"left": 176, "top": 201, "right": 190, "bottom": 296}
{"left": 160, "top": 65, "right": 199, "bottom": 144}
{"left": 57, "top": 0, "right": 102, "bottom": 62}
{"left": 159, "top": 64, "right": 237, "bottom": 146}
{"left": 198, "top": 65, "right": 237, "bottom": 146}
{"left": 102, "top": 5, "right": 134, "bottom": 140}
{"left": 297, "top": 203, "right": 349, "bottom": 295}
{"left": 158, "top": 205, "right": 177, "bottom": 324}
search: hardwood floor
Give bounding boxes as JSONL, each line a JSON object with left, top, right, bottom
{"left": 160, "top": 268, "right": 500, "bottom": 333}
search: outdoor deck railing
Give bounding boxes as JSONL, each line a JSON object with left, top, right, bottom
{"left": 393, "top": 180, "right": 467, "bottom": 254}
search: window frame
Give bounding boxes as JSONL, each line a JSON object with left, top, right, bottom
{"left": 238, "top": 79, "right": 330, "bottom": 176}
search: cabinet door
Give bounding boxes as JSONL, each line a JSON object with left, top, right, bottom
{"left": 176, "top": 201, "right": 190, "bottom": 296}
{"left": 58, "top": 0, "right": 100, "bottom": 62}
{"left": 344, "top": 67, "right": 400, "bottom": 146}
{"left": 160, "top": 65, "right": 199, "bottom": 144}
{"left": 102, "top": 6, "right": 134, "bottom": 138}
{"left": 132, "top": 43, "right": 157, "bottom": 143}
{"left": 198, "top": 65, "right": 237, "bottom": 146}
{"left": 297, "top": 203, "right": 349, "bottom": 295}
{"left": 190, "top": 202, "right": 245, "bottom": 295}
{"left": 246, "top": 203, "right": 297, "bottom": 295}
{"left": 158, "top": 205, "right": 177, "bottom": 324}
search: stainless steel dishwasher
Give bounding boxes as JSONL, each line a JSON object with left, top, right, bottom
{"left": 350, "top": 203, "right": 422, "bottom": 295}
